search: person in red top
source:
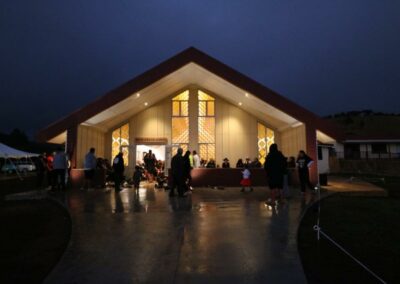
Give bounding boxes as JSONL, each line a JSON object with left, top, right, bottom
{"left": 45, "top": 153, "right": 54, "bottom": 190}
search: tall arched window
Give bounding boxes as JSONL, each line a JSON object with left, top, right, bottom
{"left": 111, "top": 123, "right": 129, "bottom": 166}
{"left": 257, "top": 122, "right": 274, "bottom": 165}
{"left": 171, "top": 90, "right": 189, "bottom": 154}
{"left": 198, "top": 90, "right": 215, "bottom": 161}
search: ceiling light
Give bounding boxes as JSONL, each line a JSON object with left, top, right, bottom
{"left": 245, "top": 93, "right": 249, "bottom": 97}
{"left": 136, "top": 93, "right": 140, "bottom": 98}
{"left": 238, "top": 102, "right": 242, "bottom": 106}
{"left": 144, "top": 102, "right": 148, "bottom": 106}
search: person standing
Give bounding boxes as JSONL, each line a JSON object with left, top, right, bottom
{"left": 52, "top": 147, "right": 68, "bottom": 191}
{"left": 192, "top": 150, "right": 201, "bottom": 168}
{"left": 45, "top": 153, "right": 54, "bottom": 190}
{"left": 183, "top": 150, "right": 192, "bottom": 191}
{"left": 144, "top": 150, "right": 156, "bottom": 182}
{"left": 170, "top": 148, "right": 185, "bottom": 197}
{"left": 113, "top": 152, "right": 125, "bottom": 192}
{"left": 34, "top": 155, "right": 46, "bottom": 188}
{"left": 264, "top": 143, "right": 287, "bottom": 206}
{"left": 296, "top": 150, "right": 315, "bottom": 195}
{"left": 82, "top": 148, "right": 97, "bottom": 190}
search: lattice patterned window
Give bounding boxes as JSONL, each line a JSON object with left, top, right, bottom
{"left": 111, "top": 123, "right": 129, "bottom": 166}
{"left": 198, "top": 90, "right": 215, "bottom": 161}
{"left": 172, "top": 90, "right": 189, "bottom": 155}
{"left": 257, "top": 123, "right": 275, "bottom": 165}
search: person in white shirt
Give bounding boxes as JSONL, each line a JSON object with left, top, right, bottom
{"left": 52, "top": 147, "right": 68, "bottom": 191}
{"left": 82, "top": 148, "right": 97, "bottom": 190}
{"left": 192, "top": 150, "right": 201, "bottom": 168}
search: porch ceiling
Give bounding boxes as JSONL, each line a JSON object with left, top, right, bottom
{"left": 83, "top": 63, "right": 300, "bottom": 132}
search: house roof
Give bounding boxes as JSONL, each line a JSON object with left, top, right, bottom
{"left": 37, "top": 47, "right": 342, "bottom": 142}
{"left": 344, "top": 133, "right": 400, "bottom": 142}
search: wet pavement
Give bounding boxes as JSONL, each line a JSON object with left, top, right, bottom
{"left": 44, "top": 184, "right": 311, "bottom": 284}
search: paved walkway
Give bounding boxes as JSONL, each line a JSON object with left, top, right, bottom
{"left": 44, "top": 184, "right": 311, "bottom": 284}
{"left": 323, "top": 176, "right": 387, "bottom": 196}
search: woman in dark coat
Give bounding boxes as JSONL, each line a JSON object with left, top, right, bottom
{"left": 264, "top": 143, "right": 287, "bottom": 206}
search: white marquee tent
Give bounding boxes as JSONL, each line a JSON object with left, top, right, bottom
{"left": 0, "top": 143, "right": 39, "bottom": 158}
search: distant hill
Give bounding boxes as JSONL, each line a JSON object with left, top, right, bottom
{"left": 325, "top": 111, "right": 400, "bottom": 139}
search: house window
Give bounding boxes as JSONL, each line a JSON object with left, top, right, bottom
{"left": 198, "top": 90, "right": 215, "bottom": 161}
{"left": 371, "top": 143, "right": 387, "bottom": 154}
{"left": 172, "top": 90, "right": 189, "bottom": 154}
{"left": 111, "top": 123, "right": 129, "bottom": 166}
{"left": 257, "top": 122, "right": 275, "bottom": 165}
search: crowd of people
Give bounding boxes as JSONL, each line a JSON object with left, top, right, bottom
{"left": 34, "top": 147, "right": 71, "bottom": 192}
{"left": 34, "top": 143, "right": 316, "bottom": 206}
{"left": 167, "top": 144, "right": 316, "bottom": 205}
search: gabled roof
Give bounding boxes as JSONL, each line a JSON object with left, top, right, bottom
{"left": 37, "top": 47, "right": 342, "bottom": 142}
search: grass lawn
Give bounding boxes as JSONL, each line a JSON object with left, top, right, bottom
{"left": 0, "top": 199, "right": 71, "bottom": 284}
{"left": 370, "top": 176, "right": 400, "bottom": 198}
{"left": 298, "top": 195, "right": 400, "bottom": 284}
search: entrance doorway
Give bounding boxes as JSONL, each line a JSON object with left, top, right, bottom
{"left": 135, "top": 144, "right": 166, "bottom": 167}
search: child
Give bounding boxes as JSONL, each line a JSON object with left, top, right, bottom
{"left": 240, "top": 164, "right": 253, "bottom": 192}
{"left": 133, "top": 165, "right": 142, "bottom": 190}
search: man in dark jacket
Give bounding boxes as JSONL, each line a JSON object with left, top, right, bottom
{"left": 170, "top": 148, "right": 185, "bottom": 197}
{"left": 113, "top": 152, "right": 124, "bottom": 192}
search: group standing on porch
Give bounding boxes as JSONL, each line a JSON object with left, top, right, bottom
{"left": 40, "top": 143, "right": 316, "bottom": 206}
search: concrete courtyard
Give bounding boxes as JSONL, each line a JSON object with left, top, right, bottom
{"left": 44, "top": 184, "right": 311, "bottom": 284}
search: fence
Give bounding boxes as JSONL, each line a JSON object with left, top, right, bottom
{"left": 335, "top": 151, "right": 400, "bottom": 160}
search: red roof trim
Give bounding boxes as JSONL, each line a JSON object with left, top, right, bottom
{"left": 37, "top": 47, "right": 342, "bottom": 142}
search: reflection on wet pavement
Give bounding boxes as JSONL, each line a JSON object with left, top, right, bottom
{"left": 45, "top": 183, "right": 309, "bottom": 284}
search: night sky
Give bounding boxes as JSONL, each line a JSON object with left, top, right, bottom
{"left": 1, "top": 1, "right": 399, "bottom": 137}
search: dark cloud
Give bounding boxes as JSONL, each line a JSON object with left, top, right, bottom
{"left": 1, "top": 0, "right": 399, "bottom": 136}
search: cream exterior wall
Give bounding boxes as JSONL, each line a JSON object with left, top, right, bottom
{"left": 215, "top": 96, "right": 259, "bottom": 166}
{"left": 280, "top": 124, "right": 306, "bottom": 158}
{"left": 318, "top": 147, "right": 330, "bottom": 174}
{"left": 96, "top": 88, "right": 300, "bottom": 173}
{"left": 76, "top": 125, "right": 105, "bottom": 168}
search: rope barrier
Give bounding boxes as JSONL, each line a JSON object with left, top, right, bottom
{"left": 313, "top": 185, "right": 387, "bottom": 284}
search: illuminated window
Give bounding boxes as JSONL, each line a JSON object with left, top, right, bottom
{"left": 172, "top": 91, "right": 189, "bottom": 155}
{"left": 257, "top": 122, "right": 274, "bottom": 165}
{"left": 198, "top": 90, "right": 215, "bottom": 161}
{"left": 112, "top": 123, "right": 129, "bottom": 166}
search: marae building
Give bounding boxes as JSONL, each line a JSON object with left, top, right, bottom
{"left": 37, "top": 47, "right": 341, "bottom": 184}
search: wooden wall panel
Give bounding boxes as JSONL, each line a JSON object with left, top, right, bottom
{"left": 280, "top": 124, "right": 306, "bottom": 159}
{"left": 76, "top": 125, "right": 106, "bottom": 168}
